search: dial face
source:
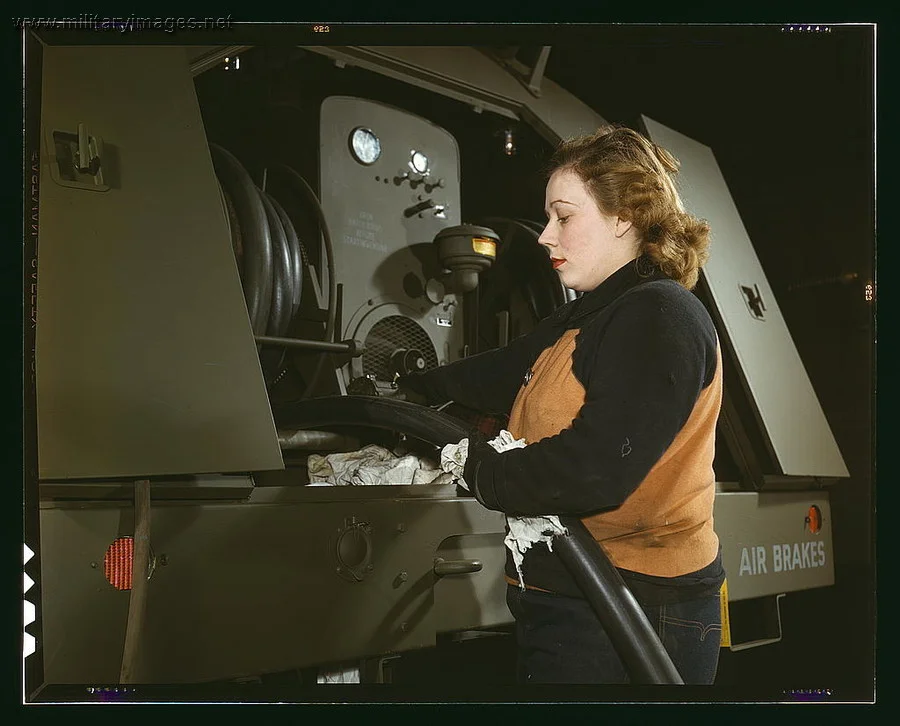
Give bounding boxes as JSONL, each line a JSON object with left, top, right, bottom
{"left": 410, "top": 150, "right": 429, "bottom": 173}
{"left": 349, "top": 127, "right": 381, "bottom": 165}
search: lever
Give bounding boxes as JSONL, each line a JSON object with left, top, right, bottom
{"left": 404, "top": 199, "right": 436, "bottom": 218}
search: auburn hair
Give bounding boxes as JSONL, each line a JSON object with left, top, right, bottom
{"left": 546, "top": 125, "right": 710, "bottom": 290}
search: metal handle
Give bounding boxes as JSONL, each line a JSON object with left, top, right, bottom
{"left": 433, "top": 557, "right": 483, "bottom": 577}
{"left": 254, "top": 335, "right": 365, "bottom": 356}
{"left": 75, "top": 122, "right": 101, "bottom": 175}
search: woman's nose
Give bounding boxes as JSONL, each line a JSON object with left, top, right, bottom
{"left": 538, "top": 224, "right": 554, "bottom": 247}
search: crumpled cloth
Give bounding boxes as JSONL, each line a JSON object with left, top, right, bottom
{"left": 440, "top": 431, "right": 567, "bottom": 589}
{"left": 307, "top": 443, "right": 454, "bottom": 487}
{"left": 316, "top": 666, "right": 361, "bottom": 684}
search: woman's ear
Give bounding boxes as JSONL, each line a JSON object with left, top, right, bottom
{"left": 615, "top": 217, "right": 633, "bottom": 238}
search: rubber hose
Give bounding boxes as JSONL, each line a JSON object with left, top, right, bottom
{"left": 209, "top": 144, "right": 273, "bottom": 336}
{"left": 271, "top": 165, "right": 338, "bottom": 399}
{"left": 479, "top": 216, "right": 562, "bottom": 320}
{"left": 271, "top": 165, "right": 336, "bottom": 345}
{"left": 268, "top": 194, "right": 304, "bottom": 319}
{"left": 516, "top": 217, "right": 577, "bottom": 302}
{"left": 270, "top": 394, "right": 684, "bottom": 684}
{"left": 516, "top": 217, "right": 570, "bottom": 306}
{"left": 258, "top": 190, "right": 293, "bottom": 338}
{"left": 555, "top": 516, "right": 684, "bottom": 684}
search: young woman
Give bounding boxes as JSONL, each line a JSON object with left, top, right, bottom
{"left": 400, "top": 125, "right": 725, "bottom": 685}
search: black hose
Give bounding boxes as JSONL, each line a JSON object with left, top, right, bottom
{"left": 270, "top": 165, "right": 338, "bottom": 398}
{"left": 209, "top": 144, "right": 273, "bottom": 336}
{"left": 555, "top": 516, "right": 684, "bottom": 684}
{"left": 478, "top": 216, "right": 563, "bottom": 321}
{"left": 258, "top": 190, "right": 293, "bottom": 338}
{"left": 271, "top": 394, "right": 685, "bottom": 684}
{"left": 268, "top": 194, "right": 305, "bottom": 319}
{"left": 270, "top": 165, "right": 336, "bottom": 345}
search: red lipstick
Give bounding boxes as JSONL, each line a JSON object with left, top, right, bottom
{"left": 551, "top": 258, "right": 566, "bottom": 270}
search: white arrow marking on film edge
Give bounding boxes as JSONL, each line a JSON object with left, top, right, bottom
{"left": 24, "top": 600, "right": 34, "bottom": 627}
{"left": 24, "top": 573, "right": 34, "bottom": 593}
{"left": 23, "top": 633, "right": 35, "bottom": 658}
{"left": 24, "top": 544, "right": 34, "bottom": 565}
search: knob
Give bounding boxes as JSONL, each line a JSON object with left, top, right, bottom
{"left": 391, "top": 348, "right": 426, "bottom": 376}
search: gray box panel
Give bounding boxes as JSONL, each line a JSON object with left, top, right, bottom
{"left": 319, "top": 96, "right": 466, "bottom": 377}
{"left": 35, "top": 46, "right": 283, "bottom": 479}
{"left": 714, "top": 491, "right": 834, "bottom": 601}
{"left": 642, "top": 116, "right": 848, "bottom": 478}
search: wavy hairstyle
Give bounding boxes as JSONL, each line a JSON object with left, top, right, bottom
{"left": 546, "top": 125, "right": 710, "bottom": 290}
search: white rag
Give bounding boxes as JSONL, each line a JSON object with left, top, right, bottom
{"left": 307, "top": 443, "right": 454, "bottom": 487}
{"left": 440, "top": 430, "right": 567, "bottom": 589}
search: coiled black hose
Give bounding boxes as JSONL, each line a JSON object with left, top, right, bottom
{"left": 477, "top": 216, "right": 564, "bottom": 323}
{"left": 268, "top": 194, "right": 305, "bottom": 319}
{"left": 269, "top": 165, "right": 338, "bottom": 399}
{"left": 258, "top": 189, "right": 293, "bottom": 338}
{"left": 209, "top": 144, "right": 273, "bottom": 336}
{"left": 270, "top": 165, "right": 336, "bottom": 348}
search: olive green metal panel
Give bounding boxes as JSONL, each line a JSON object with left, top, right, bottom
{"left": 305, "top": 46, "right": 608, "bottom": 142}
{"left": 35, "top": 45, "right": 283, "bottom": 479}
{"left": 39, "top": 486, "right": 507, "bottom": 684}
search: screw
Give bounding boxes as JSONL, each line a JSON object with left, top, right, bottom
{"left": 396, "top": 523, "right": 406, "bottom": 533}
{"left": 397, "top": 571, "right": 408, "bottom": 583}
{"left": 400, "top": 622, "right": 409, "bottom": 632}
{"left": 365, "top": 564, "right": 374, "bottom": 572}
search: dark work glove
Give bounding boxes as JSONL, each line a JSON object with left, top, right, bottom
{"left": 394, "top": 373, "right": 431, "bottom": 406}
{"left": 461, "top": 429, "right": 503, "bottom": 511}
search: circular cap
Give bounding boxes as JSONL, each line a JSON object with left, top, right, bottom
{"left": 433, "top": 224, "right": 500, "bottom": 244}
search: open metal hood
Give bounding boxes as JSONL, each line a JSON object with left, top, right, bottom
{"left": 641, "top": 116, "right": 848, "bottom": 479}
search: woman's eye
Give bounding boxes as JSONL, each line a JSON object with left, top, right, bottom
{"left": 558, "top": 216, "right": 570, "bottom": 225}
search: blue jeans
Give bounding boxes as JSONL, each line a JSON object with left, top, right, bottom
{"left": 506, "top": 585, "right": 722, "bottom": 685}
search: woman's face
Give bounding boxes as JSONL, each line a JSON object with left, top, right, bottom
{"left": 538, "top": 168, "right": 639, "bottom": 292}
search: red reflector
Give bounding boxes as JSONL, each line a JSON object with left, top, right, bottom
{"left": 104, "top": 537, "right": 134, "bottom": 590}
{"left": 805, "top": 505, "right": 823, "bottom": 535}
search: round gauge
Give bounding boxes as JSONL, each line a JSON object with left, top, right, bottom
{"left": 410, "top": 150, "right": 429, "bottom": 174}
{"left": 349, "top": 127, "right": 381, "bottom": 165}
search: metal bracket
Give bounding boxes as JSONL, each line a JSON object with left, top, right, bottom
{"left": 491, "top": 46, "right": 553, "bottom": 98}
{"left": 728, "top": 593, "right": 786, "bottom": 651}
{"left": 47, "top": 125, "right": 110, "bottom": 192}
